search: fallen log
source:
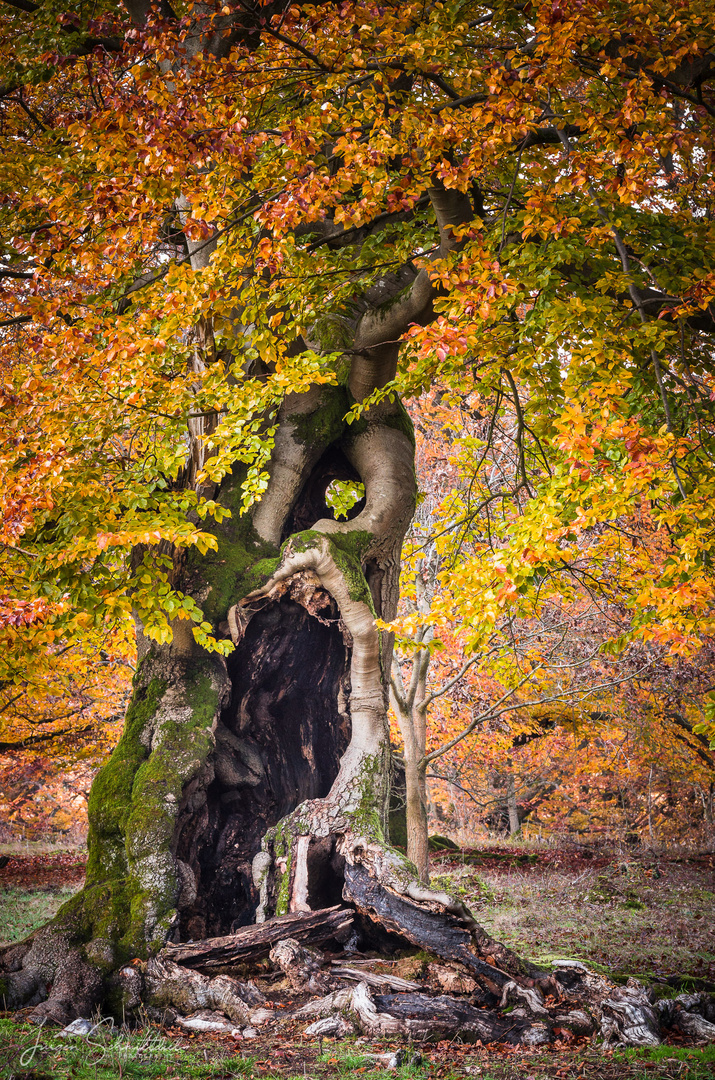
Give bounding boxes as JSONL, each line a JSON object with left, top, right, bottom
{"left": 372, "top": 990, "right": 552, "bottom": 1045}
{"left": 161, "top": 906, "right": 353, "bottom": 970}
{"left": 295, "top": 981, "right": 551, "bottom": 1044}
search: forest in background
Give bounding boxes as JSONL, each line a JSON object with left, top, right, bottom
{"left": 1, "top": 4, "right": 714, "bottom": 852}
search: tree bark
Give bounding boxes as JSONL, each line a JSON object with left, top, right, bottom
{"left": 161, "top": 907, "right": 353, "bottom": 969}
{"left": 507, "top": 772, "right": 520, "bottom": 836}
{"left": 404, "top": 755, "right": 430, "bottom": 884}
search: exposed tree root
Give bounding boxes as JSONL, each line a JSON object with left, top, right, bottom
{"left": 135, "top": 934, "right": 715, "bottom": 1049}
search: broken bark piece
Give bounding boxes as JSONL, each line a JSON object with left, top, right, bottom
{"left": 500, "top": 980, "right": 549, "bottom": 1018}
{"left": 553, "top": 1009, "right": 595, "bottom": 1036}
{"left": 674, "top": 1011, "right": 715, "bottom": 1042}
{"left": 175, "top": 1009, "right": 243, "bottom": 1034}
{"left": 371, "top": 991, "right": 551, "bottom": 1044}
{"left": 428, "top": 964, "right": 478, "bottom": 995}
{"left": 342, "top": 864, "right": 515, "bottom": 990}
{"left": 656, "top": 995, "right": 715, "bottom": 1042}
{"left": 293, "top": 986, "right": 356, "bottom": 1019}
{"left": 304, "top": 1016, "right": 355, "bottom": 1037}
{"left": 269, "top": 939, "right": 330, "bottom": 993}
{"left": 552, "top": 963, "right": 662, "bottom": 1048}
{"left": 161, "top": 906, "right": 353, "bottom": 970}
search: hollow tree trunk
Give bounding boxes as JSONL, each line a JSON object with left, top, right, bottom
{"left": 2, "top": 380, "right": 532, "bottom": 1028}
{"left": 0, "top": 383, "right": 417, "bottom": 1019}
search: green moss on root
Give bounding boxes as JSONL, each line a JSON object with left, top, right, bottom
{"left": 285, "top": 529, "right": 374, "bottom": 607}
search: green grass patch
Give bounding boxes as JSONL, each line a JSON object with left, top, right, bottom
{"left": 434, "top": 859, "right": 715, "bottom": 985}
{"left": 613, "top": 1044, "right": 715, "bottom": 1078}
{"left": 0, "top": 887, "right": 79, "bottom": 945}
{"left": 0, "top": 1019, "right": 252, "bottom": 1080}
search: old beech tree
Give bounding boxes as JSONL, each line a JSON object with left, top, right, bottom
{"left": 2, "top": 0, "right": 715, "bottom": 1043}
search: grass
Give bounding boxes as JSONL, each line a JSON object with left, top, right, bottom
{"left": 2, "top": 847, "right": 714, "bottom": 1077}
{"left": 0, "top": 887, "right": 78, "bottom": 946}
{"left": 3, "top": 1022, "right": 715, "bottom": 1080}
{"left": 0, "top": 841, "right": 86, "bottom": 857}
{"left": 0, "top": 1018, "right": 252, "bottom": 1079}
{"left": 430, "top": 855, "right": 715, "bottom": 984}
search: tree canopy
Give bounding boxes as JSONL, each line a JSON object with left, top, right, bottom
{"left": 2, "top": 0, "right": 715, "bottom": 732}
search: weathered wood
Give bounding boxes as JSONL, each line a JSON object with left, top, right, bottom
{"left": 161, "top": 906, "right": 353, "bottom": 970}
{"left": 331, "top": 965, "right": 421, "bottom": 992}
{"left": 269, "top": 938, "right": 330, "bottom": 993}
{"left": 372, "top": 991, "right": 552, "bottom": 1045}
{"left": 144, "top": 956, "right": 267, "bottom": 1025}
{"left": 342, "top": 864, "right": 513, "bottom": 990}
{"left": 296, "top": 981, "right": 551, "bottom": 1045}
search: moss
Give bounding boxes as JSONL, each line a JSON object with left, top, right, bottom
{"left": 344, "top": 752, "right": 387, "bottom": 841}
{"left": 286, "top": 528, "right": 323, "bottom": 555}
{"left": 291, "top": 384, "right": 350, "bottom": 448}
{"left": 85, "top": 675, "right": 165, "bottom": 887}
{"left": 428, "top": 835, "right": 460, "bottom": 852}
{"left": 275, "top": 855, "right": 292, "bottom": 917}
{"left": 388, "top": 806, "right": 408, "bottom": 851}
{"left": 73, "top": 658, "right": 223, "bottom": 963}
{"left": 192, "top": 496, "right": 280, "bottom": 626}
{"left": 121, "top": 662, "right": 219, "bottom": 957}
{"left": 265, "top": 818, "right": 295, "bottom": 917}
{"left": 345, "top": 397, "right": 415, "bottom": 447}
{"left": 286, "top": 529, "right": 374, "bottom": 607}
{"left": 328, "top": 529, "right": 373, "bottom": 565}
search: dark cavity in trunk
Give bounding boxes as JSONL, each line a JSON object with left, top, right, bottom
{"left": 174, "top": 597, "right": 351, "bottom": 939}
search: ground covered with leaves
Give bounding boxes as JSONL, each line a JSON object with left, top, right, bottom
{"left": 1, "top": 1020, "right": 715, "bottom": 1080}
{"left": 429, "top": 847, "right": 715, "bottom": 987}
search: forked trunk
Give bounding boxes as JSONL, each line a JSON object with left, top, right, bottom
{"left": 3, "top": 387, "right": 713, "bottom": 1054}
